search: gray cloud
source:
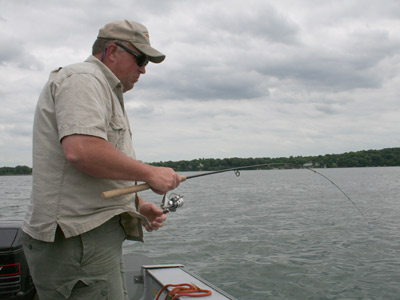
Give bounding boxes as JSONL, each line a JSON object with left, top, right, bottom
{"left": 0, "top": 0, "right": 399, "bottom": 166}
{"left": 1, "top": 36, "right": 44, "bottom": 70}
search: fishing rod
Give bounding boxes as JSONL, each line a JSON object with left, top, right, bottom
{"left": 102, "top": 163, "right": 370, "bottom": 225}
{"left": 101, "top": 163, "right": 288, "bottom": 199}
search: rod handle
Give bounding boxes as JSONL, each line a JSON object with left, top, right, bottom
{"left": 101, "top": 176, "right": 187, "bottom": 199}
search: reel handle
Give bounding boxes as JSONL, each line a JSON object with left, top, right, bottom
{"left": 101, "top": 176, "right": 187, "bottom": 199}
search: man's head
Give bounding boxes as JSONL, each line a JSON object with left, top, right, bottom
{"left": 94, "top": 20, "right": 165, "bottom": 63}
{"left": 92, "top": 20, "right": 165, "bottom": 92}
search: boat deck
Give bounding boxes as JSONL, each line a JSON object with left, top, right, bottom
{"left": 124, "top": 254, "right": 237, "bottom": 300}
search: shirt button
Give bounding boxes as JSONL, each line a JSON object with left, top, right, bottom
{"left": 101, "top": 290, "right": 107, "bottom": 296}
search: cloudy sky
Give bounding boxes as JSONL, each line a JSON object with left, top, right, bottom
{"left": 1, "top": 0, "right": 399, "bottom": 167}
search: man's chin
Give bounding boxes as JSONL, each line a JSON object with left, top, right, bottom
{"left": 123, "top": 83, "right": 134, "bottom": 93}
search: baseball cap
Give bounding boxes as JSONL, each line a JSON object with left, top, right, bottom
{"left": 97, "top": 20, "right": 165, "bottom": 63}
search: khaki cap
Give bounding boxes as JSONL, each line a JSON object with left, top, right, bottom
{"left": 98, "top": 20, "right": 165, "bottom": 63}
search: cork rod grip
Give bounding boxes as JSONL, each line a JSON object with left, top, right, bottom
{"left": 101, "top": 176, "right": 187, "bottom": 199}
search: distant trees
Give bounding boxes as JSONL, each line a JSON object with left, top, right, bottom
{"left": 0, "top": 165, "right": 32, "bottom": 175}
{"left": 149, "top": 148, "right": 400, "bottom": 171}
{"left": 1, "top": 148, "right": 399, "bottom": 175}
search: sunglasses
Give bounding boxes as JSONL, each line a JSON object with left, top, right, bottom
{"left": 114, "top": 42, "right": 149, "bottom": 67}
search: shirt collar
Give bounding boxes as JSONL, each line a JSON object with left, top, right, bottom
{"left": 85, "top": 55, "right": 122, "bottom": 92}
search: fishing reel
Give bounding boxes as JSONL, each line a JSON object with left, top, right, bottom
{"left": 161, "top": 193, "right": 184, "bottom": 213}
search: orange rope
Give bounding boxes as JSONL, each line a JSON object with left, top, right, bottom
{"left": 155, "top": 283, "right": 212, "bottom": 300}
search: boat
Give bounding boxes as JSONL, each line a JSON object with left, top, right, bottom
{"left": 0, "top": 220, "right": 237, "bottom": 300}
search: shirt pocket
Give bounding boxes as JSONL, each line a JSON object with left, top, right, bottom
{"left": 107, "top": 115, "right": 127, "bottom": 150}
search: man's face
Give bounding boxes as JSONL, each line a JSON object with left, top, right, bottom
{"left": 110, "top": 44, "right": 147, "bottom": 92}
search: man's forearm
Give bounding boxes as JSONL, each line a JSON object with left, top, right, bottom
{"left": 61, "top": 134, "right": 180, "bottom": 194}
{"left": 61, "top": 134, "right": 155, "bottom": 181}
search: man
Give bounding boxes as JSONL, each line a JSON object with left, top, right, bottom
{"left": 22, "top": 20, "right": 181, "bottom": 299}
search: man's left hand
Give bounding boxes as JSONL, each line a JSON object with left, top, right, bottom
{"left": 138, "top": 201, "right": 166, "bottom": 232}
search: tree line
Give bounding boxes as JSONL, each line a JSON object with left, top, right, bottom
{"left": 149, "top": 147, "right": 400, "bottom": 171}
{"left": 0, "top": 165, "right": 32, "bottom": 175}
{"left": 1, "top": 148, "right": 399, "bottom": 175}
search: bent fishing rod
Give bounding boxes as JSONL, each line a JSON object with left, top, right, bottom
{"left": 101, "top": 163, "right": 284, "bottom": 199}
{"left": 101, "top": 163, "right": 370, "bottom": 225}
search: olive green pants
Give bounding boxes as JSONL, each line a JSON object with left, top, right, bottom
{"left": 22, "top": 216, "right": 128, "bottom": 300}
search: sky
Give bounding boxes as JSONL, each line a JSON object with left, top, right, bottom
{"left": 1, "top": 0, "right": 399, "bottom": 167}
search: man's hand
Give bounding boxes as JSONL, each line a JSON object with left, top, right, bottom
{"left": 147, "top": 166, "right": 181, "bottom": 195}
{"left": 138, "top": 201, "right": 166, "bottom": 232}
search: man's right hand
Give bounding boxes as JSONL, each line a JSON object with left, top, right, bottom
{"left": 147, "top": 166, "right": 181, "bottom": 195}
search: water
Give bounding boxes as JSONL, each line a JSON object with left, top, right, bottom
{"left": 1, "top": 168, "right": 399, "bottom": 299}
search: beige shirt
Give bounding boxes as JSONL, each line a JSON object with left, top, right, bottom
{"left": 23, "top": 56, "right": 145, "bottom": 242}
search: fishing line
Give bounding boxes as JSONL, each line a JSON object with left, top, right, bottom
{"left": 185, "top": 164, "right": 370, "bottom": 226}
{"left": 306, "top": 168, "right": 371, "bottom": 227}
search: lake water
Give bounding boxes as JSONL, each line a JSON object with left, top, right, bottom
{"left": 1, "top": 167, "right": 399, "bottom": 299}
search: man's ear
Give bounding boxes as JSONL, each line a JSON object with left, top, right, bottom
{"left": 104, "top": 44, "right": 119, "bottom": 63}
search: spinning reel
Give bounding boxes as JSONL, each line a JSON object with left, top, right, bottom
{"left": 161, "top": 193, "right": 184, "bottom": 213}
